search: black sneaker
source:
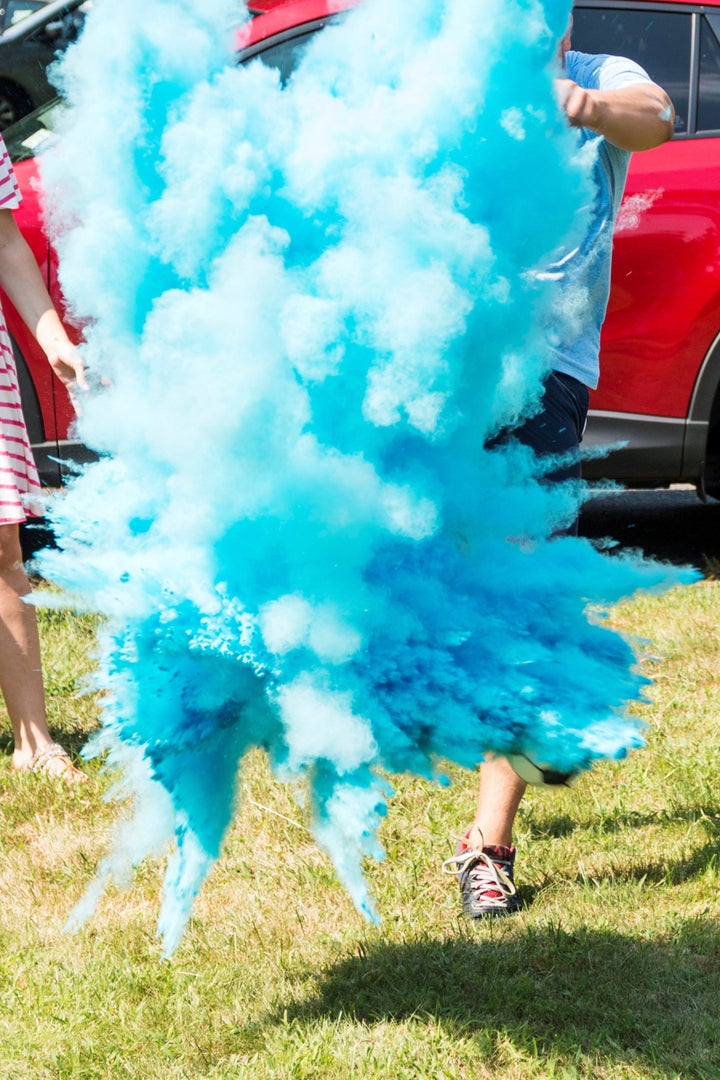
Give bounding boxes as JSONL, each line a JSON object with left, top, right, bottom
{"left": 443, "top": 836, "right": 520, "bottom": 918}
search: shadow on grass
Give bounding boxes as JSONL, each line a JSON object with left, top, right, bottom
{"left": 529, "top": 803, "right": 720, "bottom": 888}
{"left": 526, "top": 805, "right": 720, "bottom": 843}
{"left": 269, "top": 921, "right": 720, "bottom": 1078}
{"left": 569, "top": 839, "right": 720, "bottom": 888}
{"left": 0, "top": 725, "right": 90, "bottom": 760}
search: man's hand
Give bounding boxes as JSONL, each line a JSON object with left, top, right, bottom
{"left": 555, "top": 78, "right": 599, "bottom": 129}
{"left": 554, "top": 77, "right": 674, "bottom": 151}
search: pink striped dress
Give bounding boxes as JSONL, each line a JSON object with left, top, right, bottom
{"left": 0, "top": 134, "right": 42, "bottom": 525}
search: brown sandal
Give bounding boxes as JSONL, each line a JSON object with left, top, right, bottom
{"left": 26, "top": 742, "right": 88, "bottom": 783}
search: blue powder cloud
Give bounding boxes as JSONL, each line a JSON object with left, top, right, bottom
{"left": 34, "top": 0, "right": 694, "bottom": 954}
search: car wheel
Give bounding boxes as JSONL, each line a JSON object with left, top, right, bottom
{"left": 0, "top": 81, "right": 34, "bottom": 130}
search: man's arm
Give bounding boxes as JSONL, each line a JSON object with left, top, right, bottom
{"left": 556, "top": 79, "right": 674, "bottom": 151}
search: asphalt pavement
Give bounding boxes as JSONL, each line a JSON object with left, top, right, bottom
{"left": 21, "top": 486, "right": 718, "bottom": 573}
{"left": 579, "top": 485, "right": 720, "bottom": 572}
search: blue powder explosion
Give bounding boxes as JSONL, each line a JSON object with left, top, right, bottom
{"left": 33, "top": 0, "right": 693, "bottom": 953}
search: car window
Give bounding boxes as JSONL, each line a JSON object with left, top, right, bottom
{"left": 4, "top": 25, "right": 317, "bottom": 163}
{"left": 3, "top": 96, "right": 60, "bottom": 161}
{"left": 699, "top": 14, "right": 720, "bottom": 133}
{"left": 571, "top": 6, "right": 691, "bottom": 133}
{"left": 2, "top": 1, "right": 46, "bottom": 29}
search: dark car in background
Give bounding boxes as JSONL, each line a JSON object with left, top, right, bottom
{"left": 7, "top": 0, "right": 720, "bottom": 501}
{"left": 0, "top": 0, "right": 87, "bottom": 128}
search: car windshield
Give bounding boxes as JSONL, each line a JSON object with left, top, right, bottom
{"left": 2, "top": 18, "right": 320, "bottom": 164}
{"left": 3, "top": 96, "right": 62, "bottom": 162}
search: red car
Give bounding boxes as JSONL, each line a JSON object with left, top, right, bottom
{"left": 6, "top": 0, "right": 720, "bottom": 496}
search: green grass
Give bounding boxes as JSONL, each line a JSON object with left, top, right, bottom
{"left": 1, "top": 580, "right": 720, "bottom": 1079}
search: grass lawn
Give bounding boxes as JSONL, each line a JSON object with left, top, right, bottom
{"left": 1, "top": 577, "right": 719, "bottom": 1079}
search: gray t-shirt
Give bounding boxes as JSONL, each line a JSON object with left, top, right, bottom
{"left": 548, "top": 51, "right": 654, "bottom": 389}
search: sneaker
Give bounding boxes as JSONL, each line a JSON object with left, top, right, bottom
{"left": 442, "top": 835, "right": 520, "bottom": 918}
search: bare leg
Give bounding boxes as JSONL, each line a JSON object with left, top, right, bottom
{"left": 467, "top": 756, "right": 526, "bottom": 849}
{"left": 0, "top": 523, "right": 84, "bottom": 780}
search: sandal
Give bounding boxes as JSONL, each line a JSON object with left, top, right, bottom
{"left": 25, "top": 741, "right": 88, "bottom": 783}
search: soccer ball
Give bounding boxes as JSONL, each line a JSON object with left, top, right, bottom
{"left": 506, "top": 752, "right": 579, "bottom": 787}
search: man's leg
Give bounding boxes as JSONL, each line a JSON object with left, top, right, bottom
{"left": 507, "top": 370, "right": 590, "bottom": 527}
{"left": 448, "top": 371, "right": 589, "bottom": 917}
{"left": 444, "top": 757, "right": 525, "bottom": 918}
{"left": 467, "top": 756, "right": 526, "bottom": 850}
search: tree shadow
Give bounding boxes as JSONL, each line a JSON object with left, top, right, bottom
{"left": 267, "top": 921, "right": 720, "bottom": 1077}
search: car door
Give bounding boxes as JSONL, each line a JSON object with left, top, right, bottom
{"left": 573, "top": 2, "right": 720, "bottom": 490}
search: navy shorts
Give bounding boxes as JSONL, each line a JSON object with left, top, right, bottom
{"left": 490, "top": 371, "right": 590, "bottom": 535}
{"left": 500, "top": 371, "right": 590, "bottom": 483}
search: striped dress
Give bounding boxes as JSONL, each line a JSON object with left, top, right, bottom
{"left": 0, "top": 133, "right": 42, "bottom": 525}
